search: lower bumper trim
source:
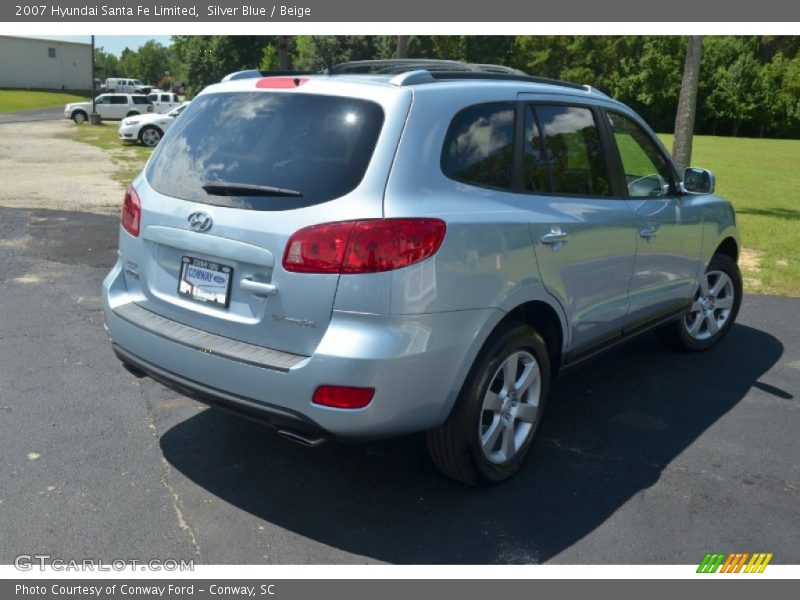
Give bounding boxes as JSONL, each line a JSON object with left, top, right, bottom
{"left": 112, "top": 343, "right": 330, "bottom": 441}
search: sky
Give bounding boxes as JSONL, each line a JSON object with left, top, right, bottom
{"left": 27, "top": 35, "right": 172, "bottom": 56}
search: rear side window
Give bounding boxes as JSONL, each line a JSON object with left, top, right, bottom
{"left": 110, "top": 96, "right": 127, "bottom": 105}
{"left": 441, "top": 102, "right": 515, "bottom": 190}
{"left": 524, "top": 105, "right": 612, "bottom": 196}
{"left": 146, "top": 92, "right": 385, "bottom": 210}
{"left": 132, "top": 96, "right": 150, "bottom": 105}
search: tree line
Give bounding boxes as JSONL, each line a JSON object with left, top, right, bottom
{"left": 95, "top": 35, "right": 800, "bottom": 138}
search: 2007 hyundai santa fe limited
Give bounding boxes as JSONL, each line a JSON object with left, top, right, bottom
{"left": 103, "top": 59, "right": 742, "bottom": 485}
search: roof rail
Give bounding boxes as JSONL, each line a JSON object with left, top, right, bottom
{"left": 327, "top": 59, "right": 586, "bottom": 91}
{"left": 466, "top": 63, "right": 528, "bottom": 76}
{"left": 327, "top": 59, "right": 476, "bottom": 75}
{"left": 428, "top": 71, "right": 589, "bottom": 91}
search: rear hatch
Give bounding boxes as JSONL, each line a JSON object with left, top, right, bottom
{"left": 124, "top": 78, "right": 411, "bottom": 357}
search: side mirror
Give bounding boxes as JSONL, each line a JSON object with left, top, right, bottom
{"left": 681, "top": 167, "right": 715, "bottom": 195}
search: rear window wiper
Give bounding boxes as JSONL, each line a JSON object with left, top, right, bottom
{"left": 202, "top": 181, "right": 302, "bottom": 197}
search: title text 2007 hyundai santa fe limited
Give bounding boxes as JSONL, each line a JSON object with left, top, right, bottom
{"left": 102, "top": 60, "right": 741, "bottom": 485}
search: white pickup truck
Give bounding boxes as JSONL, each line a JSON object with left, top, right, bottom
{"left": 146, "top": 91, "right": 182, "bottom": 114}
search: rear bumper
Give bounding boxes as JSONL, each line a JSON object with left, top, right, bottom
{"left": 112, "top": 343, "right": 330, "bottom": 441}
{"left": 103, "top": 259, "right": 496, "bottom": 439}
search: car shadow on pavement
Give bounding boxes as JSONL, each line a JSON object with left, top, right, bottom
{"left": 160, "top": 323, "right": 784, "bottom": 563}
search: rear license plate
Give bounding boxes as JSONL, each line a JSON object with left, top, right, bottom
{"left": 178, "top": 256, "right": 233, "bottom": 308}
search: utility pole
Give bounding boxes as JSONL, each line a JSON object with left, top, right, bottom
{"left": 89, "top": 35, "right": 101, "bottom": 124}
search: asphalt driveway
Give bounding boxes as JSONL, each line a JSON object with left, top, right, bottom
{"left": 0, "top": 204, "right": 797, "bottom": 565}
{"left": 0, "top": 107, "right": 64, "bottom": 124}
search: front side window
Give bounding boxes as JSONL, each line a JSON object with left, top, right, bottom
{"left": 524, "top": 104, "right": 612, "bottom": 196}
{"left": 441, "top": 102, "right": 515, "bottom": 190}
{"left": 94, "top": 96, "right": 109, "bottom": 104}
{"left": 607, "top": 111, "right": 673, "bottom": 198}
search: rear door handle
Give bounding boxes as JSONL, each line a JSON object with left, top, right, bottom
{"left": 540, "top": 229, "right": 569, "bottom": 245}
{"left": 240, "top": 278, "right": 277, "bottom": 297}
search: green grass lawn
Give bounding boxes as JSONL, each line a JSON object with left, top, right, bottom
{"left": 658, "top": 134, "right": 800, "bottom": 296}
{"left": 0, "top": 89, "right": 88, "bottom": 113}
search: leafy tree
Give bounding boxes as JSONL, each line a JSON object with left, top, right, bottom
{"left": 706, "top": 51, "right": 762, "bottom": 136}
{"left": 134, "top": 40, "right": 171, "bottom": 84}
{"left": 117, "top": 48, "right": 139, "bottom": 79}
{"left": 171, "top": 35, "right": 273, "bottom": 96}
{"left": 160, "top": 34, "right": 800, "bottom": 138}
{"left": 93, "top": 47, "right": 119, "bottom": 79}
{"left": 259, "top": 45, "right": 279, "bottom": 71}
{"left": 293, "top": 36, "right": 388, "bottom": 70}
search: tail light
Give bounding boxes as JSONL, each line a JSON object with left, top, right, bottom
{"left": 283, "top": 218, "right": 446, "bottom": 274}
{"left": 313, "top": 385, "right": 375, "bottom": 409}
{"left": 147, "top": 104, "right": 154, "bottom": 112}
{"left": 121, "top": 184, "right": 141, "bottom": 237}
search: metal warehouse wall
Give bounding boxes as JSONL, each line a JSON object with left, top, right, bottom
{"left": 0, "top": 36, "right": 92, "bottom": 91}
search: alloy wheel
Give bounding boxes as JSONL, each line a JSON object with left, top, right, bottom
{"left": 684, "top": 270, "right": 735, "bottom": 341}
{"left": 478, "top": 350, "right": 541, "bottom": 464}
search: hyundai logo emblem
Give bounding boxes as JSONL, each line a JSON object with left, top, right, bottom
{"left": 188, "top": 212, "right": 212, "bottom": 232}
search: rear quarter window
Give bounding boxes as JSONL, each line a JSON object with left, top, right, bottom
{"left": 132, "top": 96, "right": 150, "bottom": 104}
{"left": 146, "top": 91, "right": 385, "bottom": 210}
{"left": 441, "top": 102, "right": 515, "bottom": 190}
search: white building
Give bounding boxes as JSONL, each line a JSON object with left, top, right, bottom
{"left": 0, "top": 36, "right": 92, "bottom": 91}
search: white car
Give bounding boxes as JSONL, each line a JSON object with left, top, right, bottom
{"left": 118, "top": 102, "right": 189, "bottom": 147}
{"left": 64, "top": 94, "right": 153, "bottom": 123}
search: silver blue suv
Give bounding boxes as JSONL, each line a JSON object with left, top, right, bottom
{"left": 103, "top": 60, "right": 741, "bottom": 485}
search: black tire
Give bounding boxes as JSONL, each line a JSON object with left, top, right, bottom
{"left": 71, "top": 110, "right": 88, "bottom": 124}
{"left": 658, "top": 253, "right": 742, "bottom": 352}
{"left": 427, "top": 322, "right": 551, "bottom": 486}
{"left": 138, "top": 125, "right": 163, "bottom": 147}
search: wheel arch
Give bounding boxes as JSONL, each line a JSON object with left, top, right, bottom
{"left": 435, "top": 296, "right": 567, "bottom": 426}
{"left": 139, "top": 124, "right": 163, "bottom": 135}
{"left": 714, "top": 236, "right": 739, "bottom": 262}
{"left": 504, "top": 300, "right": 564, "bottom": 378}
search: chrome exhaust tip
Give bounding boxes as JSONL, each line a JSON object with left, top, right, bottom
{"left": 277, "top": 429, "right": 327, "bottom": 447}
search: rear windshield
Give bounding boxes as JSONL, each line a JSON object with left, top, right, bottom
{"left": 146, "top": 91, "right": 385, "bottom": 210}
